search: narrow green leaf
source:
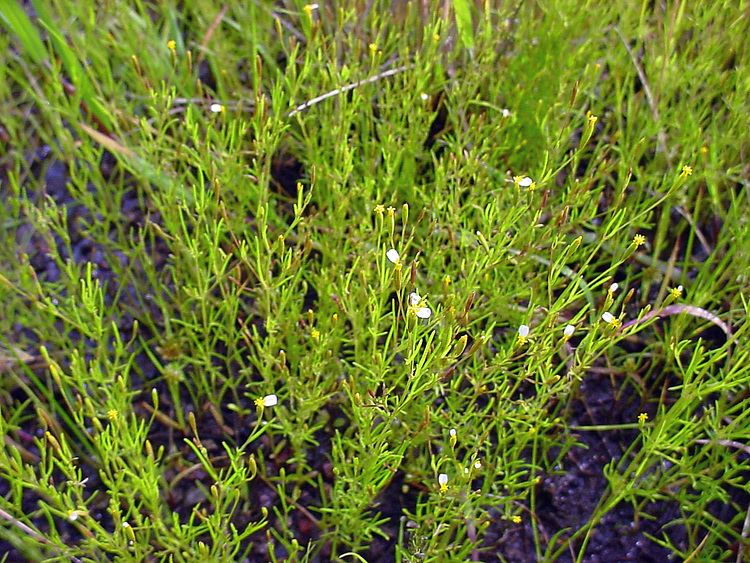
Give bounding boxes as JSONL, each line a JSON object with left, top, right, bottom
{"left": 39, "top": 20, "right": 83, "bottom": 87}
{"left": 452, "top": 0, "right": 475, "bottom": 51}
{"left": 35, "top": 12, "right": 114, "bottom": 130}
{"left": 0, "top": 0, "right": 48, "bottom": 64}
{"left": 1, "top": 1, "right": 114, "bottom": 130}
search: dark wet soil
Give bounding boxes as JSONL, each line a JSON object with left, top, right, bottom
{"left": 487, "top": 373, "right": 681, "bottom": 563}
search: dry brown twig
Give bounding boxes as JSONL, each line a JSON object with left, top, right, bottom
{"left": 620, "top": 303, "right": 732, "bottom": 339}
{"left": 287, "top": 64, "right": 413, "bottom": 118}
{"left": 0, "top": 508, "right": 83, "bottom": 563}
{"left": 739, "top": 500, "right": 750, "bottom": 563}
{"left": 196, "top": 4, "right": 228, "bottom": 64}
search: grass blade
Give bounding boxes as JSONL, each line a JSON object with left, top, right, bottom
{"left": 452, "top": 0, "right": 475, "bottom": 51}
{"left": 34, "top": 8, "right": 114, "bottom": 130}
{"left": 0, "top": 0, "right": 48, "bottom": 64}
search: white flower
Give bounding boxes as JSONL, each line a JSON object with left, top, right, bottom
{"left": 609, "top": 282, "right": 619, "bottom": 294}
{"left": 420, "top": 93, "right": 429, "bottom": 101}
{"left": 601, "top": 312, "right": 615, "bottom": 324}
{"left": 438, "top": 473, "right": 448, "bottom": 491}
{"left": 386, "top": 248, "right": 400, "bottom": 263}
{"left": 209, "top": 103, "right": 223, "bottom": 113}
{"left": 474, "top": 460, "right": 482, "bottom": 469}
{"left": 563, "top": 324, "right": 575, "bottom": 338}
{"left": 501, "top": 108, "right": 511, "bottom": 117}
{"left": 409, "top": 292, "right": 432, "bottom": 319}
{"left": 518, "top": 176, "right": 533, "bottom": 188}
{"left": 416, "top": 307, "right": 432, "bottom": 319}
{"left": 260, "top": 394, "right": 278, "bottom": 407}
{"left": 518, "top": 324, "right": 530, "bottom": 338}
{"left": 449, "top": 428, "right": 457, "bottom": 447}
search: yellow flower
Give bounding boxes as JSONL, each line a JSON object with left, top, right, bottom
{"left": 638, "top": 412, "right": 648, "bottom": 425}
{"left": 632, "top": 234, "right": 646, "bottom": 248}
{"left": 106, "top": 409, "right": 119, "bottom": 421}
{"left": 167, "top": 39, "right": 176, "bottom": 53}
{"left": 511, "top": 515, "right": 522, "bottom": 524}
{"left": 680, "top": 165, "right": 693, "bottom": 177}
{"left": 669, "top": 285, "right": 684, "bottom": 299}
{"left": 374, "top": 204, "right": 385, "bottom": 215}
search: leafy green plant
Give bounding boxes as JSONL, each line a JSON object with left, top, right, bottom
{"left": 0, "top": 1, "right": 748, "bottom": 561}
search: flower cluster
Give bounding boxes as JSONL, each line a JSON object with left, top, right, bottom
{"left": 383, "top": 247, "right": 432, "bottom": 319}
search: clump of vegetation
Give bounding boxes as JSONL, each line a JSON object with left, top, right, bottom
{"left": 1, "top": 1, "right": 748, "bottom": 561}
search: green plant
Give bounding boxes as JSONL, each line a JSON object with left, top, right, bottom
{"left": 1, "top": 1, "right": 748, "bottom": 561}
